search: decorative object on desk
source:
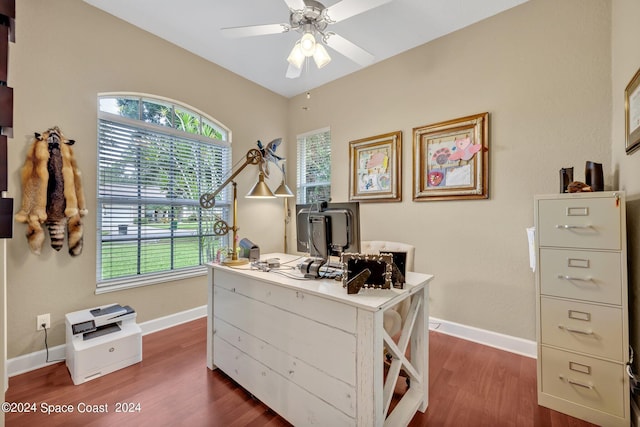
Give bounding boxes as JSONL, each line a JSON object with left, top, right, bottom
{"left": 341, "top": 252, "right": 393, "bottom": 294}
{"left": 625, "top": 66, "right": 640, "bottom": 154}
{"left": 299, "top": 257, "right": 326, "bottom": 279}
{"left": 346, "top": 268, "right": 371, "bottom": 295}
{"left": 349, "top": 131, "right": 402, "bottom": 202}
{"left": 413, "top": 112, "right": 489, "bottom": 201}
{"left": 559, "top": 167, "right": 573, "bottom": 193}
{"left": 15, "top": 127, "right": 87, "bottom": 256}
{"left": 389, "top": 259, "right": 405, "bottom": 289}
{"left": 199, "top": 140, "right": 292, "bottom": 265}
{"left": 239, "top": 238, "right": 260, "bottom": 262}
{"left": 584, "top": 161, "right": 603, "bottom": 191}
{"left": 567, "top": 181, "right": 592, "bottom": 193}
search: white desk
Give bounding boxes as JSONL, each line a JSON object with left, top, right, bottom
{"left": 207, "top": 253, "right": 433, "bottom": 426}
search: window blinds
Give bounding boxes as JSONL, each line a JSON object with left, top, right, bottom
{"left": 296, "top": 127, "right": 331, "bottom": 204}
{"left": 97, "top": 117, "right": 230, "bottom": 287}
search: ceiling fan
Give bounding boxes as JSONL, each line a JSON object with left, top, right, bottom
{"left": 221, "top": 0, "right": 393, "bottom": 79}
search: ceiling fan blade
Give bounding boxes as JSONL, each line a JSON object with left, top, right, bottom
{"left": 325, "top": 0, "right": 393, "bottom": 23}
{"left": 324, "top": 33, "right": 374, "bottom": 67}
{"left": 286, "top": 63, "right": 303, "bottom": 79}
{"left": 221, "top": 23, "right": 289, "bottom": 38}
{"left": 283, "top": 0, "right": 306, "bottom": 11}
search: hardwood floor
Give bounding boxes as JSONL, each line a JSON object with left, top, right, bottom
{"left": 5, "top": 318, "right": 597, "bottom": 427}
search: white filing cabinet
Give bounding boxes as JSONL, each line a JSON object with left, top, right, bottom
{"left": 534, "top": 192, "right": 629, "bottom": 426}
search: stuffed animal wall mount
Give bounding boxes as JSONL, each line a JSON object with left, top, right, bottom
{"left": 14, "top": 127, "right": 87, "bottom": 256}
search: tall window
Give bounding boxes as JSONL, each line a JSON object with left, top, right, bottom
{"left": 97, "top": 94, "right": 231, "bottom": 291}
{"left": 296, "top": 127, "right": 331, "bottom": 204}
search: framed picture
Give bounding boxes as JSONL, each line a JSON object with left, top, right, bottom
{"left": 341, "top": 253, "right": 393, "bottom": 294}
{"left": 349, "top": 131, "right": 402, "bottom": 202}
{"left": 413, "top": 112, "right": 489, "bottom": 201}
{"left": 625, "top": 67, "right": 640, "bottom": 154}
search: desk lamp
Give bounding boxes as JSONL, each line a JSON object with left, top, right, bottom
{"left": 199, "top": 144, "right": 293, "bottom": 265}
{"left": 272, "top": 160, "right": 294, "bottom": 252}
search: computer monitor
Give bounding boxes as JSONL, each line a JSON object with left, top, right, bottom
{"left": 296, "top": 201, "right": 361, "bottom": 258}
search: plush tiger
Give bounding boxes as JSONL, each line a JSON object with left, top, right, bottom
{"left": 14, "top": 127, "right": 87, "bottom": 256}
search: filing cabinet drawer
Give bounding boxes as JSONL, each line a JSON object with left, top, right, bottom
{"left": 537, "top": 197, "right": 621, "bottom": 250}
{"left": 540, "top": 297, "right": 623, "bottom": 361}
{"left": 539, "top": 249, "right": 622, "bottom": 305}
{"left": 540, "top": 346, "right": 625, "bottom": 418}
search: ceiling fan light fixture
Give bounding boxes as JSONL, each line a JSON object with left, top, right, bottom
{"left": 300, "top": 32, "right": 316, "bottom": 56}
{"left": 287, "top": 42, "right": 305, "bottom": 68}
{"left": 313, "top": 43, "right": 331, "bottom": 68}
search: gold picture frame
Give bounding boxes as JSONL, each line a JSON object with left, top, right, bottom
{"left": 413, "top": 113, "right": 489, "bottom": 201}
{"left": 625, "top": 67, "right": 640, "bottom": 154}
{"left": 349, "top": 131, "right": 402, "bottom": 202}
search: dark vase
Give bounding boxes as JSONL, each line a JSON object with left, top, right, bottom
{"left": 559, "top": 167, "right": 573, "bottom": 193}
{"left": 585, "top": 161, "right": 603, "bottom": 191}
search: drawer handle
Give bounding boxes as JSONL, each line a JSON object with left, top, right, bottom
{"left": 557, "top": 274, "right": 592, "bottom": 282}
{"left": 558, "top": 325, "right": 593, "bottom": 335}
{"left": 559, "top": 375, "right": 594, "bottom": 390}
{"left": 555, "top": 224, "right": 592, "bottom": 229}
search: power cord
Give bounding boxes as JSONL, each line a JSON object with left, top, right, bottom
{"left": 42, "top": 324, "right": 65, "bottom": 364}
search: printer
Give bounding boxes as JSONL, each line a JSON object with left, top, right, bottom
{"left": 65, "top": 303, "right": 142, "bottom": 385}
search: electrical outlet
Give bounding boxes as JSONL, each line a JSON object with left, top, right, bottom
{"left": 36, "top": 313, "right": 50, "bottom": 331}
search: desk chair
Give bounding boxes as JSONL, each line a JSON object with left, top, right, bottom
{"left": 360, "top": 241, "right": 415, "bottom": 338}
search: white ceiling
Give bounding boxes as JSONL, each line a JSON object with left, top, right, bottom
{"left": 83, "top": 0, "right": 528, "bottom": 98}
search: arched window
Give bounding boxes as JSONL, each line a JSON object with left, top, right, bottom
{"left": 96, "top": 94, "right": 231, "bottom": 292}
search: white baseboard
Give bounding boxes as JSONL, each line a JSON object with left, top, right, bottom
{"left": 137, "top": 305, "right": 207, "bottom": 335}
{"left": 7, "top": 308, "right": 534, "bottom": 377}
{"left": 6, "top": 305, "right": 207, "bottom": 378}
{"left": 429, "top": 316, "right": 537, "bottom": 359}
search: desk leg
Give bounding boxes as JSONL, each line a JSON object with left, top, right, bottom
{"left": 412, "top": 287, "right": 429, "bottom": 412}
{"left": 207, "top": 267, "right": 217, "bottom": 371}
{"left": 356, "top": 308, "right": 385, "bottom": 427}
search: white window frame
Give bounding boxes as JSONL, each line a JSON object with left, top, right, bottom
{"left": 296, "top": 127, "right": 331, "bottom": 204}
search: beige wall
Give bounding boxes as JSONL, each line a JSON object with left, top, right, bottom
{"left": 6, "top": 0, "right": 288, "bottom": 358}
{"left": 611, "top": 0, "right": 640, "bottom": 405}
{"left": 5, "top": 0, "right": 623, "bottom": 360}
{"left": 287, "top": 0, "right": 612, "bottom": 341}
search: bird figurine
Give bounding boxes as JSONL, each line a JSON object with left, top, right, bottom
{"left": 257, "top": 138, "right": 284, "bottom": 177}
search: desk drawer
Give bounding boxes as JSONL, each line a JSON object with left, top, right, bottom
{"left": 214, "top": 284, "right": 357, "bottom": 386}
{"left": 537, "top": 197, "right": 621, "bottom": 250}
{"left": 214, "top": 268, "right": 356, "bottom": 333}
{"left": 540, "top": 346, "right": 625, "bottom": 418}
{"left": 539, "top": 249, "right": 622, "bottom": 305}
{"left": 540, "top": 297, "right": 623, "bottom": 361}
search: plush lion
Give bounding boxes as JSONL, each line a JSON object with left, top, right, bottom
{"left": 14, "top": 127, "right": 87, "bottom": 256}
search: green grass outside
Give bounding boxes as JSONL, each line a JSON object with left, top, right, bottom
{"left": 101, "top": 236, "right": 219, "bottom": 279}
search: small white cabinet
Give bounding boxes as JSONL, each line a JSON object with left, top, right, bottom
{"left": 534, "top": 192, "right": 629, "bottom": 426}
{"left": 207, "top": 253, "right": 433, "bottom": 426}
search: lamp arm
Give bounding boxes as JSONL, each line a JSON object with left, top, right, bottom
{"left": 200, "top": 148, "right": 263, "bottom": 208}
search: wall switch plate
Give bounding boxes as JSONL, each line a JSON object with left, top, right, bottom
{"left": 37, "top": 313, "right": 50, "bottom": 330}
